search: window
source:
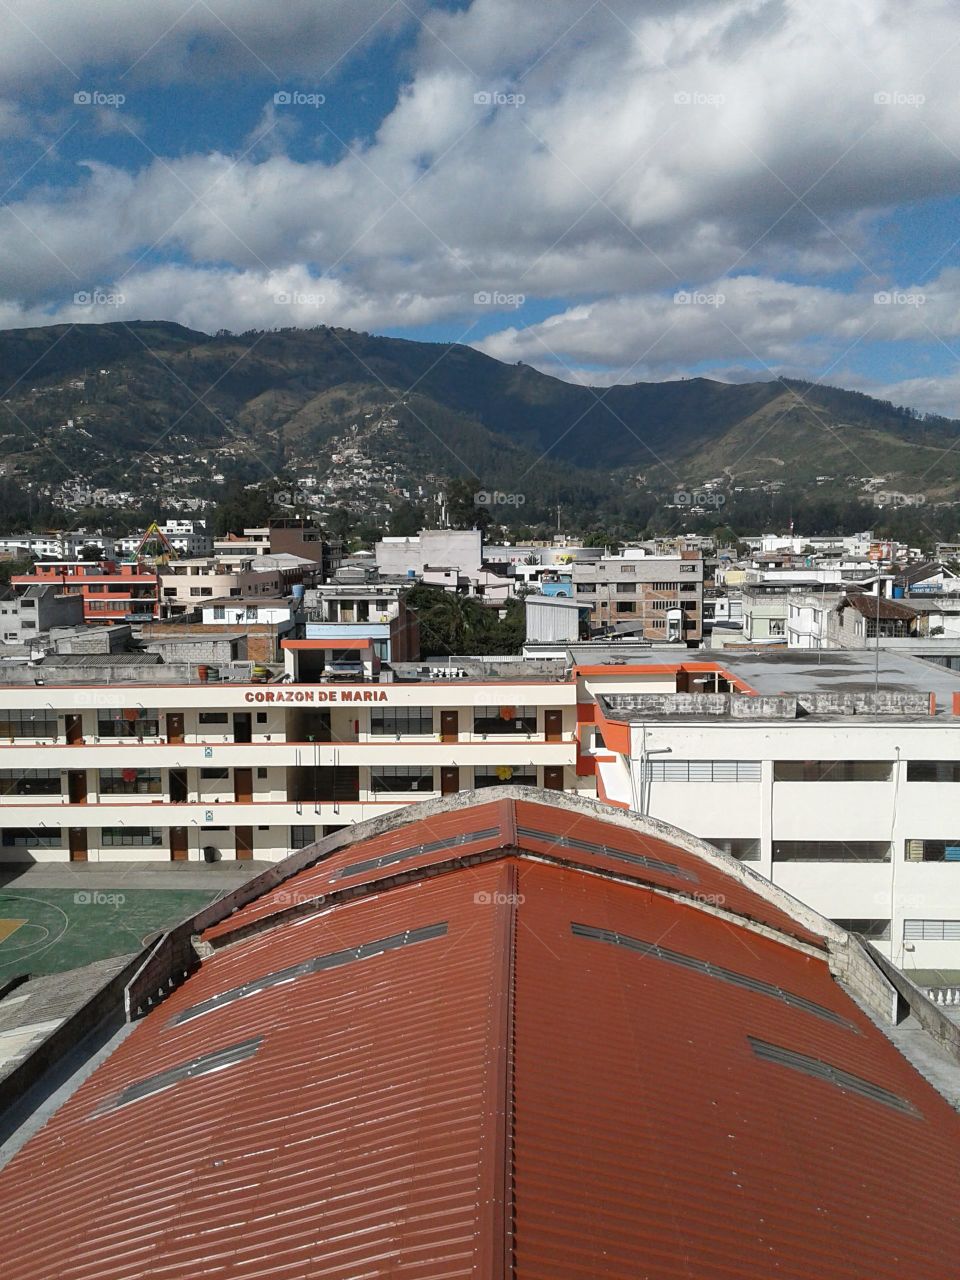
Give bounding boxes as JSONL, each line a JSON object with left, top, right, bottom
{"left": 832, "top": 918, "right": 891, "bottom": 940}
{"left": 257, "top": 767, "right": 268, "bottom": 778}
{"left": 200, "top": 767, "right": 230, "bottom": 781}
{"left": 679, "top": 564, "right": 697, "bottom": 573}
{"left": 2, "top": 827, "right": 62, "bottom": 847}
{"left": 645, "top": 760, "right": 761, "bottom": 782}
{"left": 619, "top": 565, "right": 633, "bottom": 574}
{"left": 101, "top": 826, "right": 163, "bottom": 847}
{"left": 905, "top": 839, "right": 960, "bottom": 862}
{"left": 473, "top": 705, "right": 537, "bottom": 735}
{"left": 370, "top": 765, "right": 435, "bottom": 794}
{"left": 907, "top": 761, "right": 960, "bottom": 782}
{"left": 474, "top": 765, "right": 537, "bottom": 788}
{"left": 213, "top": 606, "right": 225, "bottom": 620}
{"left": 904, "top": 919, "right": 960, "bottom": 940}
{"left": 769, "top": 620, "right": 785, "bottom": 637}
{"left": 616, "top": 583, "right": 636, "bottom": 594}
{"left": 773, "top": 760, "right": 892, "bottom": 782}
{"left": 97, "top": 709, "right": 160, "bottom": 738}
{"left": 290, "top": 825, "right": 316, "bottom": 848}
{"left": 615, "top": 602, "right": 636, "bottom": 614}
{"left": 99, "top": 769, "right": 162, "bottom": 795}
{"left": 370, "top": 708, "right": 434, "bottom": 736}
{"left": 707, "top": 837, "right": 760, "bottom": 861}
{"left": 0, "top": 769, "right": 61, "bottom": 796}
{"left": 199, "top": 712, "right": 229, "bottom": 725}
{"left": 0, "top": 710, "right": 58, "bottom": 740}
{"left": 256, "top": 713, "right": 268, "bottom": 723}
{"left": 772, "top": 841, "right": 890, "bottom": 863}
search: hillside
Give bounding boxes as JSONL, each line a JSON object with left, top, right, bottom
{"left": 0, "top": 320, "right": 955, "bottom": 535}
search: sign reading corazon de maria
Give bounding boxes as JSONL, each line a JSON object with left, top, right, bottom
{"left": 244, "top": 688, "right": 389, "bottom": 703}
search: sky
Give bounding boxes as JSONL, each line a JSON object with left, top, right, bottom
{"left": 1, "top": 0, "right": 960, "bottom": 415}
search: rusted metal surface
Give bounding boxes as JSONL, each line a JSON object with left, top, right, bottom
{"left": 513, "top": 797, "right": 826, "bottom": 948}
{"left": 204, "top": 798, "right": 509, "bottom": 941}
{"left": 512, "top": 861, "right": 960, "bottom": 1278}
{"left": 0, "top": 867, "right": 514, "bottom": 1280}
{"left": 3, "top": 799, "right": 960, "bottom": 1278}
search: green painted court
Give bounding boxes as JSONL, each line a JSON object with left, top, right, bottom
{"left": 0, "top": 887, "right": 217, "bottom": 976}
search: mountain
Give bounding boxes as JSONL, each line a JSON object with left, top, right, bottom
{"left": 0, "top": 320, "right": 956, "bottom": 533}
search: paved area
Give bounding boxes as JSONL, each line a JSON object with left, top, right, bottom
{"left": 0, "top": 860, "right": 271, "bottom": 891}
{"left": 0, "top": 861, "right": 268, "bottom": 977}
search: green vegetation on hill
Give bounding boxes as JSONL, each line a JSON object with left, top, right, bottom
{"left": 0, "top": 320, "right": 957, "bottom": 544}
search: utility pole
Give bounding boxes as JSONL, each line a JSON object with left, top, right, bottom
{"left": 556, "top": 502, "right": 561, "bottom": 533}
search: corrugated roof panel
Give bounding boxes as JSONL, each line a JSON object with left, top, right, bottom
{"left": 511, "top": 862, "right": 960, "bottom": 1278}
{"left": 513, "top": 798, "right": 826, "bottom": 947}
{"left": 0, "top": 867, "right": 515, "bottom": 1280}
{"left": 203, "top": 799, "right": 508, "bottom": 941}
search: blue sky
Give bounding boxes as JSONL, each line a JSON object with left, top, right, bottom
{"left": 1, "top": 0, "right": 959, "bottom": 414}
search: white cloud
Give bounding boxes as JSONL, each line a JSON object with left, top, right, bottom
{"left": 0, "top": 0, "right": 958, "bottom": 410}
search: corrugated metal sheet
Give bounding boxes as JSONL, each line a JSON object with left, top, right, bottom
{"left": 4, "top": 800, "right": 960, "bottom": 1277}
{"left": 511, "top": 861, "right": 960, "bottom": 1278}
{"left": 204, "top": 799, "right": 509, "bottom": 941}
{"left": 0, "top": 868, "right": 515, "bottom": 1280}
{"left": 512, "top": 798, "right": 826, "bottom": 948}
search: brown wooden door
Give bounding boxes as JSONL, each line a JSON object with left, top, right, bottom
{"left": 235, "top": 826, "right": 254, "bottom": 860}
{"left": 67, "top": 770, "right": 87, "bottom": 804}
{"left": 440, "top": 709, "right": 459, "bottom": 743}
{"left": 169, "top": 768, "right": 188, "bottom": 804}
{"left": 441, "top": 767, "right": 459, "bottom": 796}
{"left": 544, "top": 765, "right": 564, "bottom": 791}
{"left": 544, "top": 710, "right": 563, "bottom": 742}
{"left": 169, "top": 827, "right": 188, "bottom": 862}
{"left": 234, "top": 768, "right": 253, "bottom": 803}
{"left": 68, "top": 827, "right": 88, "bottom": 862}
{"left": 166, "top": 712, "right": 184, "bottom": 744}
{"left": 65, "top": 714, "right": 83, "bottom": 745}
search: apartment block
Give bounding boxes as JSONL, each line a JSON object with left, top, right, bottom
{"left": 572, "top": 551, "right": 703, "bottom": 643}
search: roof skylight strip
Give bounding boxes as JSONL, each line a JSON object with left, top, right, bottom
{"left": 94, "top": 1035, "right": 264, "bottom": 1115}
{"left": 518, "top": 826, "right": 698, "bottom": 883}
{"left": 332, "top": 827, "right": 501, "bottom": 880}
{"left": 748, "top": 1037, "right": 920, "bottom": 1117}
{"left": 173, "top": 922, "right": 448, "bottom": 1025}
{"left": 571, "top": 923, "right": 857, "bottom": 1032}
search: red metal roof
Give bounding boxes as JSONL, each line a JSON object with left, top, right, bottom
{"left": 2, "top": 796, "right": 960, "bottom": 1278}
{"left": 206, "top": 797, "right": 824, "bottom": 950}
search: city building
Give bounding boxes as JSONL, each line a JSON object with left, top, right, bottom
{"left": 0, "top": 585, "right": 84, "bottom": 644}
{"left": 11, "top": 560, "right": 161, "bottom": 623}
{"left": 159, "top": 554, "right": 314, "bottom": 617}
{"left": 301, "top": 584, "right": 420, "bottom": 667}
{"left": 115, "top": 519, "right": 212, "bottom": 560}
{"left": 3, "top": 790, "right": 960, "bottom": 1277}
{"left": 4, "top": 645, "right": 960, "bottom": 972}
{"left": 572, "top": 550, "right": 704, "bottom": 643}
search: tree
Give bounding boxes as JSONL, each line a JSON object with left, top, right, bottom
{"left": 78, "top": 543, "right": 104, "bottom": 561}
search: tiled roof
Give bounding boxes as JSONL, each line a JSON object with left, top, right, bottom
{"left": 2, "top": 794, "right": 960, "bottom": 1278}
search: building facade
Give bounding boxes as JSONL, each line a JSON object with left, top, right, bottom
{"left": 572, "top": 551, "right": 703, "bottom": 642}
